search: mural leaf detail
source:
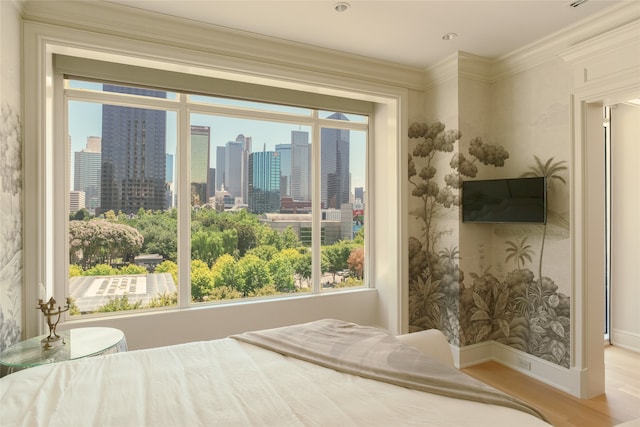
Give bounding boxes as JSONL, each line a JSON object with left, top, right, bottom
{"left": 550, "top": 320, "right": 565, "bottom": 338}
{"left": 497, "top": 319, "right": 510, "bottom": 338}
{"left": 494, "top": 291, "right": 509, "bottom": 314}
{"left": 472, "top": 292, "right": 489, "bottom": 312}
{"left": 470, "top": 310, "right": 490, "bottom": 321}
{"left": 475, "top": 325, "right": 492, "bottom": 342}
{"left": 550, "top": 340, "right": 566, "bottom": 363}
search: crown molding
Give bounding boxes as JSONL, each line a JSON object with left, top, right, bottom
{"left": 559, "top": 19, "right": 640, "bottom": 64}
{"left": 492, "top": 2, "right": 640, "bottom": 82}
{"left": 458, "top": 52, "right": 493, "bottom": 84}
{"left": 22, "top": 0, "right": 425, "bottom": 91}
{"left": 423, "top": 51, "right": 492, "bottom": 91}
{"left": 422, "top": 53, "right": 459, "bottom": 91}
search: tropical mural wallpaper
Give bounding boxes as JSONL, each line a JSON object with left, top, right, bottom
{"left": 1, "top": 1, "right": 23, "bottom": 353}
{"left": 0, "top": 102, "right": 23, "bottom": 353}
{"left": 407, "top": 120, "right": 571, "bottom": 368}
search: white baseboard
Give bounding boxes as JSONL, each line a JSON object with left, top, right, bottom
{"left": 611, "top": 328, "right": 640, "bottom": 353}
{"left": 453, "top": 341, "right": 583, "bottom": 396}
{"left": 451, "top": 340, "right": 493, "bottom": 369}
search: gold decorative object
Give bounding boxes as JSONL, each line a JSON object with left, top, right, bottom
{"left": 36, "top": 297, "right": 71, "bottom": 350}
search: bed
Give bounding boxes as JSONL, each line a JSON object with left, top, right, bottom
{"left": 0, "top": 319, "right": 550, "bottom": 426}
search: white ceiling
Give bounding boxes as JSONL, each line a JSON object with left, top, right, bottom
{"left": 105, "top": 0, "right": 627, "bottom": 69}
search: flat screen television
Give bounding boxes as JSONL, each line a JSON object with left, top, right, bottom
{"left": 462, "top": 177, "right": 547, "bottom": 223}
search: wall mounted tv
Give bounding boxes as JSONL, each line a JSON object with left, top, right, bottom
{"left": 462, "top": 177, "right": 547, "bottom": 224}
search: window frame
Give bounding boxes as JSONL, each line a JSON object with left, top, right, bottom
{"left": 62, "top": 74, "right": 370, "bottom": 316}
{"left": 24, "top": 20, "right": 407, "bottom": 342}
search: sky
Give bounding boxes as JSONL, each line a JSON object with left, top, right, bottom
{"left": 67, "top": 86, "right": 366, "bottom": 193}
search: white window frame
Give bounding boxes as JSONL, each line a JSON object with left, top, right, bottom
{"left": 64, "top": 82, "right": 370, "bottom": 311}
{"left": 23, "top": 21, "right": 407, "bottom": 346}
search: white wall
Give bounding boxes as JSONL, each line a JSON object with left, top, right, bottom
{"left": 58, "top": 290, "right": 378, "bottom": 351}
{"left": 610, "top": 102, "right": 640, "bottom": 352}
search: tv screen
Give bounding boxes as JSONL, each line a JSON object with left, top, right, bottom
{"left": 462, "top": 177, "right": 547, "bottom": 223}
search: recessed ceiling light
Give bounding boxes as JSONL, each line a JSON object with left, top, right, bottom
{"left": 334, "top": 2, "right": 350, "bottom": 12}
{"left": 442, "top": 33, "right": 458, "bottom": 41}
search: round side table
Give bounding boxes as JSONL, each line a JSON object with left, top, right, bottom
{"left": 0, "top": 327, "right": 126, "bottom": 374}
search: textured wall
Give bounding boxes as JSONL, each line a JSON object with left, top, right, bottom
{"left": 0, "top": 0, "right": 23, "bottom": 351}
{"left": 408, "top": 56, "right": 572, "bottom": 368}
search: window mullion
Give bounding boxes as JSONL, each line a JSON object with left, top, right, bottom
{"left": 311, "top": 111, "right": 321, "bottom": 294}
{"left": 177, "top": 94, "right": 191, "bottom": 308}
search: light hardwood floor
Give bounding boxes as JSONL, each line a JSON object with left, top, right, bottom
{"left": 461, "top": 345, "right": 640, "bottom": 427}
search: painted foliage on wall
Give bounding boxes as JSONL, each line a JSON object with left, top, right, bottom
{"left": 408, "top": 120, "right": 571, "bottom": 368}
{"left": 407, "top": 120, "right": 509, "bottom": 346}
{"left": 0, "top": 103, "right": 23, "bottom": 352}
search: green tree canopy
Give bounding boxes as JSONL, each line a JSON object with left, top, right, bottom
{"left": 211, "top": 254, "right": 240, "bottom": 291}
{"left": 69, "top": 220, "right": 144, "bottom": 268}
{"left": 237, "top": 254, "right": 271, "bottom": 296}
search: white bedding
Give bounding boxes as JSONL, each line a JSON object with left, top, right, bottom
{"left": 0, "top": 323, "right": 550, "bottom": 427}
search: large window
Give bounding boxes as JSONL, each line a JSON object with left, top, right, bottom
{"left": 65, "top": 79, "right": 368, "bottom": 316}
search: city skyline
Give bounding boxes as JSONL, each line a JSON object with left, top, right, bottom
{"left": 68, "top": 86, "right": 367, "bottom": 203}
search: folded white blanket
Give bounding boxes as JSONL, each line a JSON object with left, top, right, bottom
{"left": 232, "top": 319, "right": 548, "bottom": 422}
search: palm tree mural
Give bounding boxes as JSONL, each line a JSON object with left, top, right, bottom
{"left": 520, "top": 156, "right": 568, "bottom": 282}
{"left": 504, "top": 237, "right": 534, "bottom": 270}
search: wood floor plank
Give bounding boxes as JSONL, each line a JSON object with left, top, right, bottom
{"left": 461, "top": 345, "right": 640, "bottom": 426}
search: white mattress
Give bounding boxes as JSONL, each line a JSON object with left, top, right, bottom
{"left": 0, "top": 336, "right": 550, "bottom": 426}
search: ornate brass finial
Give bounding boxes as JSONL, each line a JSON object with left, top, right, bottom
{"left": 36, "top": 297, "right": 71, "bottom": 350}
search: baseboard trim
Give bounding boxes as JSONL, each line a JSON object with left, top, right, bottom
{"left": 453, "top": 341, "right": 583, "bottom": 396}
{"left": 611, "top": 328, "right": 640, "bottom": 353}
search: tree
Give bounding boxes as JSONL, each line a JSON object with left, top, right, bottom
{"left": 126, "top": 209, "right": 177, "bottom": 261}
{"left": 520, "top": 155, "right": 568, "bottom": 281}
{"left": 408, "top": 121, "right": 509, "bottom": 268}
{"left": 347, "top": 247, "right": 364, "bottom": 279}
{"left": 504, "top": 237, "right": 534, "bottom": 270}
{"left": 155, "top": 260, "right": 178, "bottom": 284}
{"left": 281, "top": 226, "right": 301, "bottom": 249}
{"left": 322, "top": 240, "right": 355, "bottom": 283}
{"left": 295, "top": 251, "right": 312, "bottom": 288}
{"left": 268, "top": 251, "right": 297, "bottom": 292}
{"left": 353, "top": 227, "right": 364, "bottom": 244}
{"left": 211, "top": 254, "right": 240, "bottom": 291}
{"left": 69, "top": 220, "right": 144, "bottom": 268}
{"left": 84, "top": 263, "right": 118, "bottom": 276}
{"left": 72, "top": 208, "right": 91, "bottom": 221}
{"left": 258, "top": 227, "right": 283, "bottom": 251}
{"left": 246, "top": 245, "right": 278, "bottom": 262}
{"left": 191, "top": 259, "right": 214, "bottom": 301}
{"left": 191, "top": 230, "right": 224, "bottom": 267}
{"left": 237, "top": 254, "right": 271, "bottom": 296}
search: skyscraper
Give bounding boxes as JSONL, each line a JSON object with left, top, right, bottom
{"left": 216, "top": 146, "right": 226, "bottom": 192}
{"left": 190, "top": 125, "right": 211, "bottom": 206}
{"left": 100, "top": 85, "right": 167, "bottom": 214}
{"left": 74, "top": 137, "right": 102, "bottom": 214}
{"left": 207, "top": 167, "right": 216, "bottom": 202}
{"left": 224, "top": 140, "right": 243, "bottom": 200}
{"left": 69, "top": 191, "right": 86, "bottom": 214}
{"left": 291, "top": 130, "right": 310, "bottom": 201}
{"left": 237, "top": 134, "right": 252, "bottom": 204}
{"left": 165, "top": 153, "right": 174, "bottom": 208}
{"left": 321, "top": 113, "right": 350, "bottom": 209}
{"left": 275, "top": 143, "right": 291, "bottom": 197}
{"left": 248, "top": 150, "right": 281, "bottom": 214}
